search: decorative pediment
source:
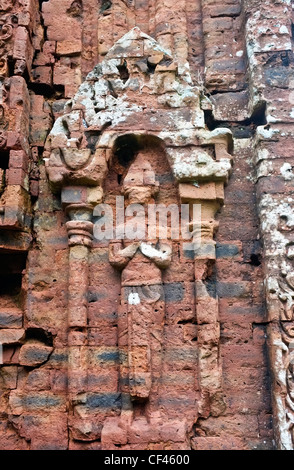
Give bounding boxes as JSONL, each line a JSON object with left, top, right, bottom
{"left": 45, "top": 27, "right": 232, "bottom": 193}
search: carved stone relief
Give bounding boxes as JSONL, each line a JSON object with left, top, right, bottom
{"left": 45, "top": 27, "right": 232, "bottom": 448}
{"left": 259, "top": 194, "right": 294, "bottom": 449}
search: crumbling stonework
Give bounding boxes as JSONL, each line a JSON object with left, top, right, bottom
{"left": 0, "top": 0, "right": 293, "bottom": 451}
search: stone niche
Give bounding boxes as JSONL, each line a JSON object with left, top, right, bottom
{"left": 45, "top": 27, "right": 233, "bottom": 448}
{"left": 0, "top": 251, "right": 27, "bottom": 366}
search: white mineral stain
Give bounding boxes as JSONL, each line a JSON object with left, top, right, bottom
{"left": 279, "top": 25, "right": 289, "bottom": 34}
{"left": 280, "top": 162, "right": 293, "bottom": 180}
{"left": 128, "top": 293, "right": 140, "bottom": 305}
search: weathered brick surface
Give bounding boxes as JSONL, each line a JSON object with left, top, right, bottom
{"left": 0, "top": 0, "right": 292, "bottom": 452}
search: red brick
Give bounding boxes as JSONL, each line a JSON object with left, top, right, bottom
{"left": 9, "top": 150, "right": 29, "bottom": 172}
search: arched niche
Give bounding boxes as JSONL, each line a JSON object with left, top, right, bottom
{"left": 103, "top": 133, "right": 179, "bottom": 209}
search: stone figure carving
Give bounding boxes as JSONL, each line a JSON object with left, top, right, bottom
{"left": 109, "top": 152, "right": 172, "bottom": 406}
{"left": 109, "top": 240, "right": 172, "bottom": 402}
{"left": 0, "top": 17, "right": 13, "bottom": 41}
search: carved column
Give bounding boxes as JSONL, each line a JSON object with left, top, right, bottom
{"left": 179, "top": 181, "right": 226, "bottom": 417}
{"left": 66, "top": 204, "right": 93, "bottom": 327}
{"left": 63, "top": 198, "right": 94, "bottom": 403}
{"left": 244, "top": 0, "right": 294, "bottom": 450}
{"left": 254, "top": 127, "right": 294, "bottom": 450}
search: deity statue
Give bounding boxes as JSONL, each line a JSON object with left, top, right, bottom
{"left": 109, "top": 152, "right": 172, "bottom": 415}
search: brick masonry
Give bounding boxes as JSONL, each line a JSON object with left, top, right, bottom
{"left": 0, "top": 0, "right": 293, "bottom": 450}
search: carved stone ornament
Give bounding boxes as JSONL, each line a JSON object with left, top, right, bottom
{"left": 259, "top": 195, "right": 294, "bottom": 449}
{"left": 0, "top": 0, "right": 14, "bottom": 12}
{"left": 0, "top": 17, "right": 13, "bottom": 41}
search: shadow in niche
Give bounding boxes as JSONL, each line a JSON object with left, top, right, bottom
{"left": 28, "top": 81, "right": 65, "bottom": 100}
{"left": 117, "top": 60, "right": 130, "bottom": 84}
{"left": 204, "top": 101, "right": 267, "bottom": 139}
{"left": 66, "top": 0, "right": 83, "bottom": 17}
{"left": 25, "top": 327, "right": 54, "bottom": 347}
{"left": 100, "top": 0, "right": 112, "bottom": 14}
{"left": 114, "top": 134, "right": 141, "bottom": 168}
{"left": 102, "top": 134, "right": 179, "bottom": 203}
{"left": 0, "top": 150, "right": 9, "bottom": 199}
{"left": 0, "top": 151, "right": 10, "bottom": 171}
{"left": 0, "top": 252, "right": 27, "bottom": 309}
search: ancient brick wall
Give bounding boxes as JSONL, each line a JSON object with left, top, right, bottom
{"left": 0, "top": 0, "right": 293, "bottom": 451}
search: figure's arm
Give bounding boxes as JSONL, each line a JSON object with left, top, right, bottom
{"left": 140, "top": 242, "right": 172, "bottom": 269}
{"left": 109, "top": 241, "right": 139, "bottom": 269}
